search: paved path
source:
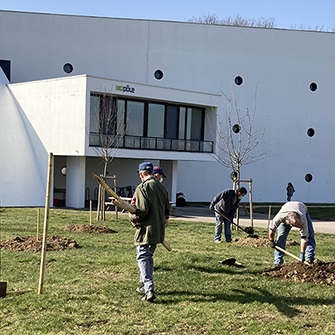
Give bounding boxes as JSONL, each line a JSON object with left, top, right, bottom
{"left": 170, "top": 206, "right": 335, "bottom": 234}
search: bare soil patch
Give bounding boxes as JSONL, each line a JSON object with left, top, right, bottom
{"left": 61, "top": 224, "right": 117, "bottom": 234}
{"left": 233, "top": 236, "right": 299, "bottom": 247}
{"left": 233, "top": 236, "right": 335, "bottom": 286}
{"left": 263, "top": 260, "right": 335, "bottom": 286}
{"left": 0, "top": 236, "right": 81, "bottom": 252}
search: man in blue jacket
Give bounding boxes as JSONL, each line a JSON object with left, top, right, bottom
{"left": 209, "top": 187, "right": 247, "bottom": 243}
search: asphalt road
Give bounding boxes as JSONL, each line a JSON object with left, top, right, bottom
{"left": 170, "top": 205, "right": 335, "bottom": 234}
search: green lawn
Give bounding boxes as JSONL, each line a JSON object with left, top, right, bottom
{"left": 1, "top": 207, "right": 335, "bottom": 334}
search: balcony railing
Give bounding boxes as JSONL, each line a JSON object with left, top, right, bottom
{"left": 89, "top": 133, "right": 213, "bottom": 153}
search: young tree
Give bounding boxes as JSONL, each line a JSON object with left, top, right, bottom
{"left": 214, "top": 85, "right": 269, "bottom": 182}
{"left": 90, "top": 93, "right": 127, "bottom": 220}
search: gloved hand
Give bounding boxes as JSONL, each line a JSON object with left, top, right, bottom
{"left": 299, "top": 253, "right": 305, "bottom": 263}
{"left": 269, "top": 240, "right": 276, "bottom": 248}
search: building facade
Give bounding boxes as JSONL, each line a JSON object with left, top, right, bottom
{"left": 1, "top": 10, "right": 334, "bottom": 207}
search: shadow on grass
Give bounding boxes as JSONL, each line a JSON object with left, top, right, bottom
{"left": 185, "top": 264, "right": 246, "bottom": 275}
{"left": 158, "top": 286, "right": 335, "bottom": 318}
{"left": 155, "top": 264, "right": 244, "bottom": 275}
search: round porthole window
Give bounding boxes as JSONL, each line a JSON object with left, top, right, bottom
{"left": 233, "top": 124, "right": 241, "bottom": 133}
{"left": 309, "top": 82, "right": 317, "bottom": 92}
{"left": 154, "top": 70, "right": 163, "bottom": 80}
{"left": 63, "top": 63, "right": 73, "bottom": 74}
{"left": 235, "top": 76, "right": 243, "bottom": 86}
{"left": 307, "top": 128, "right": 315, "bottom": 137}
{"left": 305, "top": 173, "right": 313, "bottom": 182}
{"left": 61, "top": 167, "right": 67, "bottom": 176}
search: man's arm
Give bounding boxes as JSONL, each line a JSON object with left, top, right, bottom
{"left": 301, "top": 240, "right": 307, "bottom": 254}
{"left": 129, "top": 185, "right": 150, "bottom": 223}
{"left": 268, "top": 210, "right": 285, "bottom": 243}
{"left": 269, "top": 230, "right": 275, "bottom": 242}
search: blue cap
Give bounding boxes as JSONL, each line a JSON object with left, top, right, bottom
{"left": 137, "top": 162, "right": 153, "bottom": 172}
{"left": 153, "top": 166, "right": 167, "bottom": 178}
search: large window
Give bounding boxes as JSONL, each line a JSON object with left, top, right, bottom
{"left": 148, "top": 103, "right": 164, "bottom": 138}
{"left": 89, "top": 93, "right": 212, "bottom": 153}
{"left": 126, "top": 101, "right": 144, "bottom": 136}
{"left": 186, "top": 108, "right": 203, "bottom": 141}
{"left": 165, "top": 105, "right": 179, "bottom": 139}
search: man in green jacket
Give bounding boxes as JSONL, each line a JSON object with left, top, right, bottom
{"left": 129, "top": 162, "right": 170, "bottom": 302}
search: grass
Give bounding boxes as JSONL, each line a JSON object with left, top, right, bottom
{"left": 0, "top": 207, "right": 335, "bottom": 334}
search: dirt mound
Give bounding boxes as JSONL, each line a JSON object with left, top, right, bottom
{"left": 263, "top": 260, "right": 335, "bottom": 286}
{"left": 0, "top": 236, "right": 81, "bottom": 252}
{"left": 61, "top": 224, "right": 118, "bottom": 234}
{"left": 233, "top": 236, "right": 299, "bottom": 247}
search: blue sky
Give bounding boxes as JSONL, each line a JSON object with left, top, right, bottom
{"left": 1, "top": 0, "right": 334, "bottom": 31}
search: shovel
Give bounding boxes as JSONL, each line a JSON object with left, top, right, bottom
{"left": 275, "top": 245, "right": 312, "bottom": 266}
{"left": 219, "top": 258, "right": 243, "bottom": 266}
{"left": 214, "top": 210, "right": 255, "bottom": 236}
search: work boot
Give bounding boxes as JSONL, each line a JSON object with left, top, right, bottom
{"left": 136, "top": 285, "right": 145, "bottom": 294}
{"left": 274, "top": 264, "right": 282, "bottom": 269}
{"left": 141, "top": 290, "right": 156, "bottom": 302}
{"left": 306, "top": 258, "right": 314, "bottom": 265}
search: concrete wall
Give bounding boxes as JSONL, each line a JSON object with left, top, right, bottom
{"left": 1, "top": 10, "right": 335, "bottom": 203}
{"left": 0, "top": 68, "right": 46, "bottom": 206}
{"left": 9, "top": 76, "right": 88, "bottom": 155}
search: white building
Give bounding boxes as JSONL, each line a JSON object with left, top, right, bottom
{"left": 0, "top": 10, "right": 334, "bottom": 207}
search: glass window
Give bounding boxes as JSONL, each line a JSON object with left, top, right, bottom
{"left": 148, "top": 103, "right": 165, "bottom": 138}
{"left": 117, "top": 100, "right": 126, "bottom": 135}
{"left": 90, "top": 95, "right": 100, "bottom": 134}
{"left": 127, "top": 101, "right": 144, "bottom": 136}
{"left": 179, "top": 107, "right": 186, "bottom": 139}
{"left": 165, "top": 105, "right": 178, "bottom": 139}
{"left": 0, "top": 60, "right": 11, "bottom": 81}
{"left": 186, "top": 108, "right": 203, "bottom": 141}
{"left": 89, "top": 93, "right": 210, "bottom": 152}
{"left": 99, "top": 95, "right": 115, "bottom": 135}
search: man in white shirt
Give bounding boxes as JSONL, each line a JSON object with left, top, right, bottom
{"left": 269, "top": 201, "right": 316, "bottom": 266}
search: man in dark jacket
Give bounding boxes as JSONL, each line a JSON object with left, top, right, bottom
{"left": 209, "top": 187, "right": 247, "bottom": 243}
{"left": 129, "top": 162, "right": 170, "bottom": 302}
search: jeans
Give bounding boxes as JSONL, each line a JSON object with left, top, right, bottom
{"left": 274, "top": 212, "right": 316, "bottom": 265}
{"left": 136, "top": 244, "right": 157, "bottom": 292}
{"left": 214, "top": 212, "right": 232, "bottom": 242}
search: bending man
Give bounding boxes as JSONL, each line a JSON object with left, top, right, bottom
{"left": 269, "top": 201, "right": 316, "bottom": 266}
{"left": 209, "top": 187, "right": 247, "bottom": 243}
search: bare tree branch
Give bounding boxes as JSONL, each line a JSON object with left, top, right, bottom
{"left": 187, "top": 13, "right": 276, "bottom": 28}
{"left": 91, "top": 93, "right": 127, "bottom": 177}
{"left": 212, "top": 84, "right": 269, "bottom": 178}
{"left": 89, "top": 93, "right": 127, "bottom": 220}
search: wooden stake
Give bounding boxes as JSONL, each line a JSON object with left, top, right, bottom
{"left": 90, "top": 200, "right": 92, "bottom": 226}
{"left": 113, "top": 175, "right": 118, "bottom": 220}
{"left": 96, "top": 185, "right": 101, "bottom": 220}
{"left": 38, "top": 152, "right": 53, "bottom": 295}
{"left": 6, "top": 289, "right": 32, "bottom": 295}
{"left": 36, "top": 208, "right": 40, "bottom": 240}
{"left": 268, "top": 205, "right": 272, "bottom": 229}
{"left": 249, "top": 179, "right": 253, "bottom": 228}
